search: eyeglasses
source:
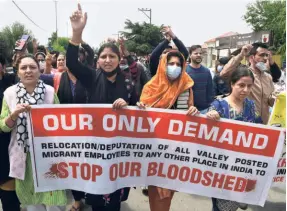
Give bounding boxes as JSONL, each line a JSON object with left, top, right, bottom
{"left": 37, "top": 59, "right": 45, "bottom": 62}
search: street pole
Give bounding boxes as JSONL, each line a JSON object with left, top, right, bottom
{"left": 54, "top": 0, "right": 58, "bottom": 43}
{"left": 112, "top": 33, "right": 120, "bottom": 41}
{"left": 138, "top": 8, "right": 152, "bottom": 24}
{"left": 149, "top": 9, "right": 151, "bottom": 25}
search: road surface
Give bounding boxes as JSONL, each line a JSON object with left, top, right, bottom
{"left": 1, "top": 186, "right": 284, "bottom": 211}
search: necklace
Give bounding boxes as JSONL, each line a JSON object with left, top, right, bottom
{"left": 226, "top": 97, "right": 243, "bottom": 114}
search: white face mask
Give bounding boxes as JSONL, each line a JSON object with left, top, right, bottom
{"left": 166, "top": 65, "right": 182, "bottom": 80}
{"left": 217, "top": 65, "right": 223, "bottom": 72}
{"left": 39, "top": 61, "right": 46, "bottom": 70}
{"left": 120, "top": 64, "right": 129, "bottom": 70}
{"left": 255, "top": 62, "right": 268, "bottom": 72}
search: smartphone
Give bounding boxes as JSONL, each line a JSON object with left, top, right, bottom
{"left": 15, "top": 35, "right": 30, "bottom": 51}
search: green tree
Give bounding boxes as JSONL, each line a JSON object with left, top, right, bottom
{"left": 0, "top": 22, "right": 33, "bottom": 60}
{"left": 52, "top": 37, "right": 69, "bottom": 53}
{"left": 244, "top": 0, "right": 286, "bottom": 60}
{"left": 48, "top": 33, "right": 69, "bottom": 53}
{"left": 121, "top": 19, "right": 164, "bottom": 55}
{"left": 48, "top": 32, "right": 57, "bottom": 47}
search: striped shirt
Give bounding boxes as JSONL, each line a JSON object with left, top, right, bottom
{"left": 186, "top": 65, "right": 214, "bottom": 111}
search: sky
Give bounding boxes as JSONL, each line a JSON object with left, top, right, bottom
{"left": 0, "top": 0, "right": 256, "bottom": 48}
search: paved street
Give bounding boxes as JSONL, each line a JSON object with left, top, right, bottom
{"left": 2, "top": 186, "right": 285, "bottom": 211}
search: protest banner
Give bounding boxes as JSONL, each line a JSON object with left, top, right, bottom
{"left": 27, "top": 105, "right": 285, "bottom": 206}
{"left": 269, "top": 92, "right": 286, "bottom": 189}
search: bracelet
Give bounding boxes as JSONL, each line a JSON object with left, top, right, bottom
{"left": 69, "top": 40, "right": 80, "bottom": 46}
{"left": 9, "top": 114, "right": 16, "bottom": 122}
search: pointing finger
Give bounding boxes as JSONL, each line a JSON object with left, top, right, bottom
{"left": 78, "top": 3, "right": 82, "bottom": 11}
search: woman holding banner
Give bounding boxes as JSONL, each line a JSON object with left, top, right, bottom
{"left": 0, "top": 55, "right": 67, "bottom": 211}
{"left": 138, "top": 50, "right": 199, "bottom": 210}
{"left": 206, "top": 65, "right": 261, "bottom": 211}
{"left": 66, "top": 3, "right": 137, "bottom": 211}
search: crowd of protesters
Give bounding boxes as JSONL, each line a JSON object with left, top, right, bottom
{"left": 0, "top": 3, "right": 285, "bottom": 211}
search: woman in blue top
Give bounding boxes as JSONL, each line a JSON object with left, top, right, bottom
{"left": 207, "top": 65, "right": 262, "bottom": 123}
{"left": 206, "top": 65, "right": 262, "bottom": 211}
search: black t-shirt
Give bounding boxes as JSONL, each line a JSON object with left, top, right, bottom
{"left": 0, "top": 80, "right": 5, "bottom": 109}
{"left": 0, "top": 73, "right": 16, "bottom": 109}
{"left": 0, "top": 73, "right": 15, "bottom": 185}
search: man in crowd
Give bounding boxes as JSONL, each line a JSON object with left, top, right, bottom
{"left": 220, "top": 42, "right": 275, "bottom": 124}
{"left": 186, "top": 45, "right": 214, "bottom": 114}
{"left": 224, "top": 44, "right": 281, "bottom": 83}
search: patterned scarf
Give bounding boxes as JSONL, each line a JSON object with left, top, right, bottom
{"left": 16, "top": 80, "right": 46, "bottom": 153}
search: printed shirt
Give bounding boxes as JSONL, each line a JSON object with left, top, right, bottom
{"left": 209, "top": 98, "right": 262, "bottom": 123}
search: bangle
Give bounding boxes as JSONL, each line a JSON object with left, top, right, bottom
{"left": 10, "top": 114, "right": 16, "bottom": 122}
{"left": 69, "top": 40, "right": 80, "bottom": 46}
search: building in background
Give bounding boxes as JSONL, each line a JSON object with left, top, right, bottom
{"left": 203, "top": 32, "right": 239, "bottom": 68}
{"left": 202, "top": 30, "right": 279, "bottom": 68}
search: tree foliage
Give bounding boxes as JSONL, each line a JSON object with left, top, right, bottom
{"left": 0, "top": 22, "right": 33, "bottom": 61}
{"left": 121, "top": 19, "right": 164, "bottom": 55}
{"left": 48, "top": 32, "right": 57, "bottom": 47}
{"left": 52, "top": 37, "right": 69, "bottom": 53}
{"left": 244, "top": 0, "right": 286, "bottom": 59}
{"left": 48, "top": 32, "right": 69, "bottom": 53}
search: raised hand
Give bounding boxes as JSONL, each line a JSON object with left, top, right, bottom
{"left": 240, "top": 44, "right": 253, "bottom": 57}
{"left": 70, "top": 3, "right": 87, "bottom": 43}
{"left": 161, "top": 26, "right": 176, "bottom": 40}
{"left": 119, "top": 37, "right": 129, "bottom": 57}
{"left": 15, "top": 40, "right": 27, "bottom": 53}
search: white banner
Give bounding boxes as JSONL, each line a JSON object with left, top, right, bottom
{"left": 27, "top": 105, "right": 285, "bottom": 206}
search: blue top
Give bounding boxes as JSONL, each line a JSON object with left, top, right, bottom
{"left": 209, "top": 98, "right": 262, "bottom": 123}
{"left": 186, "top": 65, "right": 214, "bottom": 110}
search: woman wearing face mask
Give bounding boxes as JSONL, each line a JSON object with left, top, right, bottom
{"left": 0, "top": 55, "right": 67, "bottom": 211}
{"left": 35, "top": 52, "right": 46, "bottom": 73}
{"left": 66, "top": 4, "right": 137, "bottom": 211}
{"left": 206, "top": 65, "right": 261, "bottom": 211}
{"left": 213, "top": 57, "right": 230, "bottom": 97}
{"left": 138, "top": 50, "right": 199, "bottom": 211}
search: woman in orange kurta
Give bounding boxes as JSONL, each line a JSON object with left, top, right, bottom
{"left": 139, "top": 50, "right": 199, "bottom": 211}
